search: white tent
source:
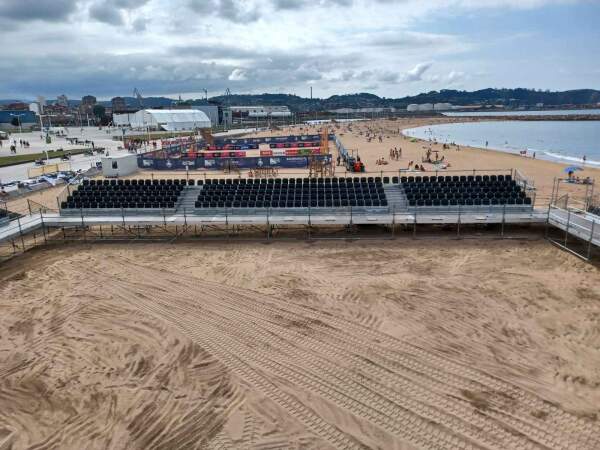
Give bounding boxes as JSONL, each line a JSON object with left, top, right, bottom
{"left": 130, "top": 109, "right": 211, "bottom": 131}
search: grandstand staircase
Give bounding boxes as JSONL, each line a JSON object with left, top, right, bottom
{"left": 176, "top": 186, "right": 202, "bottom": 214}
{"left": 383, "top": 185, "right": 409, "bottom": 212}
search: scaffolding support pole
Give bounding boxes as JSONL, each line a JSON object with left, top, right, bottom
{"left": 587, "top": 219, "right": 596, "bottom": 260}
{"left": 40, "top": 211, "right": 47, "bottom": 244}
{"left": 564, "top": 210, "right": 571, "bottom": 247}
{"left": 17, "top": 216, "right": 25, "bottom": 252}
{"left": 501, "top": 204, "right": 506, "bottom": 238}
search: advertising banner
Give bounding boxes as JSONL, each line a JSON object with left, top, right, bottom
{"left": 139, "top": 154, "right": 332, "bottom": 171}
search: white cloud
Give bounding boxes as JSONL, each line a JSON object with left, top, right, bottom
{"left": 0, "top": 0, "right": 594, "bottom": 98}
{"left": 228, "top": 68, "right": 248, "bottom": 81}
{"left": 401, "top": 62, "right": 433, "bottom": 82}
{"left": 447, "top": 70, "right": 466, "bottom": 83}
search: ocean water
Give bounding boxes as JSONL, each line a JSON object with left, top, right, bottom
{"left": 403, "top": 120, "right": 600, "bottom": 166}
{"left": 443, "top": 109, "right": 600, "bottom": 117}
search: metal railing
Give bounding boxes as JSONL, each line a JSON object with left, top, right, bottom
{"left": 514, "top": 168, "right": 535, "bottom": 190}
{"left": 546, "top": 193, "right": 600, "bottom": 260}
{"left": 0, "top": 204, "right": 548, "bottom": 262}
{"left": 587, "top": 193, "right": 600, "bottom": 216}
{"left": 120, "top": 168, "right": 516, "bottom": 184}
{"left": 55, "top": 172, "right": 87, "bottom": 209}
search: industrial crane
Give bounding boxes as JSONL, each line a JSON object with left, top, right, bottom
{"left": 133, "top": 88, "right": 143, "bottom": 108}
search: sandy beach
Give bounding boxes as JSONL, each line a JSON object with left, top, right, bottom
{"left": 6, "top": 117, "right": 598, "bottom": 214}
{"left": 1, "top": 240, "right": 599, "bottom": 449}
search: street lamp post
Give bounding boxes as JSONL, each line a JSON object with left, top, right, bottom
{"left": 10, "top": 113, "right": 24, "bottom": 134}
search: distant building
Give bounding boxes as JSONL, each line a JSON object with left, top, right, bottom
{"left": 80, "top": 95, "right": 97, "bottom": 115}
{"left": 0, "top": 110, "right": 38, "bottom": 130}
{"left": 407, "top": 104, "right": 419, "bottom": 112}
{"left": 192, "top": 104, "right": 232, "bottom": 127}
{"left": 231, "top": 106, "right": 292, "bottom": 118}
{"left": 4, "top": 102, "right": 29, "bottom": 111}
{"left": 57, "top": 94, "right": 69, "bottom": 108}
{"left": 329, "top": 107, "right": 396, "bottom": 114}
{"left": 111, "top": 96, "right": 127, "bottom": 113}
{"left": 187, "top": 105, "right": 216, "bottom": 126}
{"left": 37, "top": 96, "right": 46, "bottom": 114}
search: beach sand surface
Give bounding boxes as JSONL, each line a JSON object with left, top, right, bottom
{"left": 1, "top": 240, "right": 599, "bottom": 449}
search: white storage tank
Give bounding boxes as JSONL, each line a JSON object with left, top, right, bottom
{"left": 418, "top": 103, "right": 434, "bottom": 111}
{"left": 434, "top": 103, "right": 452, "bottom": 111}
{"left": 407, "top": 104, "right": 419, "bottom": 112}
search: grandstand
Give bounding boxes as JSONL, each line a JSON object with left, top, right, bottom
{"left": 60, "top": 173, "right": 531, "bottom": 215}
{"left": 4, "top": 168, "right": 599, "bottom": 263}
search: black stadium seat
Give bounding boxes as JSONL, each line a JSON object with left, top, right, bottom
{"left": 192, "top": 177, "right": 389, "bottom": 210}
{"left": 61, "top": 179, "right": 185, "bottom": 210}
{"left": 401, "top": 174, "right": 532, "bottom": 209}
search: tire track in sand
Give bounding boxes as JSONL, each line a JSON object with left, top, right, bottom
{"left": 119, "top": 261, "right": 600, "bottom": 449}
{"left": 100, "top": 277, "right": 365, "bottom": 450}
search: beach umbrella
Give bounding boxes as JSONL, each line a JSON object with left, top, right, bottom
{"left": 564, "top": 165, "right": 583, "bottom": 173}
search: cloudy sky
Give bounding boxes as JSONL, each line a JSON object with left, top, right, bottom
{"left": 1, "top": 0, "right": 598, "bottom": 100}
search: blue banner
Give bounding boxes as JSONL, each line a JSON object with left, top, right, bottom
{"left": 214, "top": 134, "right": 334, "bottom": 145}
{"left": 138, "top": 155, "right": 332, "bottom": 171}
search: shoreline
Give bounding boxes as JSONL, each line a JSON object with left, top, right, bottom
{"left": 329, "top": 117, "right": 600, "bottom": 203}
{"left": 401, "top": 120, "right": 600, "bottom": 168}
